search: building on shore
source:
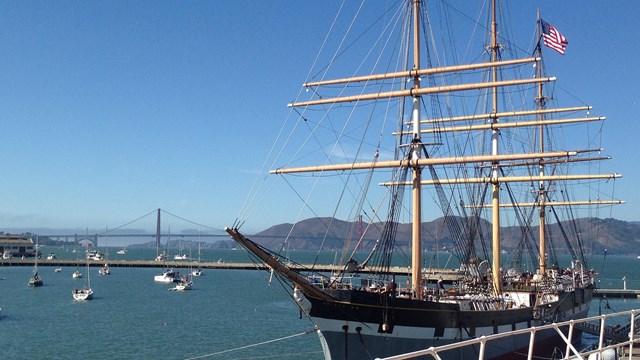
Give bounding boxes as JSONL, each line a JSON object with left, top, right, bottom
{"left": 0, "top": 235, "right": 39, "bottom": 258}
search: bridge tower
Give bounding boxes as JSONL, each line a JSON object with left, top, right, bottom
{"left": 74, "top": 233, "right": 98, "bottom": 247}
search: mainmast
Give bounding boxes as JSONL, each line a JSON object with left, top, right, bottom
{"left": 535, "top": 9, "right": 547, "bottom": 275}
{"left": 410, "top": 0, "right": 423, "bottom": 300}
{"left": 489, "top": 0, "right": 501, "bottom": 295}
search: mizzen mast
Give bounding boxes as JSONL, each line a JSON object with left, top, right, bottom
{"left": 536, "top": 8, "right": 548, "bottom": 275}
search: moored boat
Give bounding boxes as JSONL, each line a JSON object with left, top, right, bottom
{"left": 173, "top": 253, "right": 189, "bottom": 260}
{"left": 73, "top": 250, "right": 94, "bottom": 301}
{"left": 225, "top": 1, "right": 623, "bottom": 359}
{"left": 99, "top": 227, "right": 111, "bottom": 276}
{"left": 27, "top": 236, "right": 43, "bottom": 287}
{"left": 72, "top": 287, "right": 93, "bottom": 301}
{"left": 172, "top": 274, "right": 193, "bottom": 291}
{"left": 154, "top": 225, "right": 180, "bottom": 282}
{"left": 192, "top": 236, "right": 204, "bottom": 276}
{"left": 154, "top": 268, "right": 180, "bottom": 283}
{"left": 191, "top": 268, "right": 203, "bottom": 277}
{"left": 98, "top": 264, "right": 110, "bottom": 276}
{"left": 28, "top": 270, "right": 43, "bottom": 287}
{"left": 86, "top": 249, "right": 104, "bottom": 261}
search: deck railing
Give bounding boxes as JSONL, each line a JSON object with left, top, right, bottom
{"left": 376, "top": 309, "right": 640, "bottom": 360}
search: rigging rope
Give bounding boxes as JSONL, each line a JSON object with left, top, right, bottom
{"left": 183, "top": 328, "right": 318, "bottom": 360}
{"left": 421, "top": 145, "right": 470, "bottom": 264}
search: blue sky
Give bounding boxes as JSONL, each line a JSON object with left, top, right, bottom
{"left": 0, "top": 1, "right": 637, "bottom": 234}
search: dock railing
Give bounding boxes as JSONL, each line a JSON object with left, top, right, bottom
{"left": 376, "top": 309, "right": 640, "bottom": 360}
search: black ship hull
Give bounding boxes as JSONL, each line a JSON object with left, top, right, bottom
{"left": 300, "top": 287, "right": 593, "bottom": 360}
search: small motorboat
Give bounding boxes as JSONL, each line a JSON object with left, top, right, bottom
{"left": 154, "top": 268, "right": 180, "bottom": 283}
{"left": 191, "top": 268, "right": 204, "bottom": 277}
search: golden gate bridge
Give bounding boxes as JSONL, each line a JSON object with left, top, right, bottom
{"left": 37, "top": 208, "right": 229, "bottom": 247}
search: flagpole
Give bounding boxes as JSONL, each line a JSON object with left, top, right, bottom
{"left": 534, "top": 8, "right": 542, "bottom": 54}
{"left": 535, "top": 9, "right": 542, "bottom": 55}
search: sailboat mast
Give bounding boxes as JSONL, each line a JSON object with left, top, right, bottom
{"left": 410, "top": 0, "right": 423, "bottom": 300}
{"left": 34, "top": 235, "right": 38, "bottom": 269}
{"left": 536, "top": 9, "right": 547, "bottom": 275}
{"left": 156, "top": 208, "right": 161, "bottom": 258}
{"left": 490, "top": 0, "right": 502, "bottom": 295}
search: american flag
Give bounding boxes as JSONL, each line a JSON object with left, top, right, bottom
{"left": 541, "top": 19, "right": 568, "bottom": 55}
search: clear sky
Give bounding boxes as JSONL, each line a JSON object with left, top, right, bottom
{"left": 0, "top": 1, "right": 637, "bottom": 234}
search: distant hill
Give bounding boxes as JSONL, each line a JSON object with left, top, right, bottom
{"left": 232, "top": 216, "right": 640, "bottom": 256}
{"left": 6, "top": 217, "right": 640, "bottom": 255}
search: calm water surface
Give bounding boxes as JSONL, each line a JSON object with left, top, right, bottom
{"left": 1, "top": 249, "right": 639, "bottom": 359}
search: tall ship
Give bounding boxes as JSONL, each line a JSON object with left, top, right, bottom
{"left": 226, "top": 1, "right": 623, "bottom": 359}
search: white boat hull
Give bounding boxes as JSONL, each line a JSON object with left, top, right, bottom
{"left": 72, "top": 288, "right": 93, "bottom": 301}
{"left": 175, "top": 283, "right": 191, "bottom": 291}
{"left": 154, "top": 275, "right": 174, "bottom": 283}
{"left": 191, "top": 269, "right": 203, "bottom": 277}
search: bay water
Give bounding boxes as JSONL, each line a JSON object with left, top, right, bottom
{"left": 1, "top": 248, "right": 639, "bottom": 359}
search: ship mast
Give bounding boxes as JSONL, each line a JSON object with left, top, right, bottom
{"left": 536, "top": 9, "right": 547, "bottom": 275}
{"left": 410, "top": 0, "right": 423, "bottom": 300}
{"left": 489, "top": 0, "right": 501, "bottom": 295}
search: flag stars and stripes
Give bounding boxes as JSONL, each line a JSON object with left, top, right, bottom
{"left": 541, "top": 19, "right": 568, "bottom": 55}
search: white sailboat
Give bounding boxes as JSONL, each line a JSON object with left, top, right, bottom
{"left": 154, "top": 226, "right": 180, "bottom": 283}
{"left": 98, "top": 227, "right": 111, "bottom": 276}
{"left": 72, "top": 247, "right": 83, "bottom": 279}
{"left": 73, "top": 248, "right": 93, "bottom": 301}
{"left": 171, "top": 273, "right": 193, "bottom": 291}
{"left": 71, "top": 239, "right": 84, "bottom": 278}
{"left": 27, "top": 236, "right": 43, "bottom": 287}
{"left": 225, "top": 1, "right": 623, "bottom": 359}
{"left": 98, "top": 264, "right": 110, "bottom": 276}
{"left": 173, "top": 238, "right": 190, "bottom": 260}
{"left": 191, "top": 234, "right": 204, "bottom": 277}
